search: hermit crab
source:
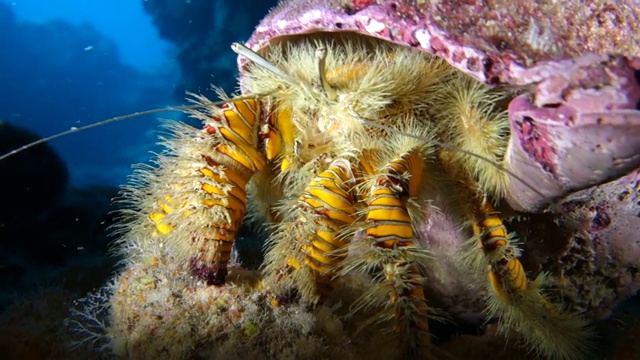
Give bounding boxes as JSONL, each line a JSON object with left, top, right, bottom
{"left": 4, "top": 0, "right": 639, "bottom": 359}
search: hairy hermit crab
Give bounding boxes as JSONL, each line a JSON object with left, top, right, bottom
{"left": 5, "top": 1, "right": 638, "bottom": 359}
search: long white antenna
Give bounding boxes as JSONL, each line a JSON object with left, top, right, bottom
{"left": 231, "top": 42, "right": 301, "bottom": 85}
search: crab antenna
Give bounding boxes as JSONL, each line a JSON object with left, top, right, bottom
{"left": 0, "top": 108, "right": 191, "bottom": 161}
{"left": 231, "top": 43, "right": 301, "bottom": 84}
{"left": 0, "top": 95, "right": 261, "bottom": 161}
{"left": 355, "top": 115, "right": 546, "bottom": 200}
{"left": 231, "top": 42, "right": 317, "bottom": 96}
{"left": 315, "top": 47, "right": 337, "bottom": 101}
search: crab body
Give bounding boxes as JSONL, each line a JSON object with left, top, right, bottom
{"left": 241, "top": 0, "right": 640, "bottom": 316}
{"left": 97, "top": 1, "right": 640, "bottom": 359}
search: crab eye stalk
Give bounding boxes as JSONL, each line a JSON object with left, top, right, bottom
{"left": 315, "top": 46, "right": 337, "bottom": 101}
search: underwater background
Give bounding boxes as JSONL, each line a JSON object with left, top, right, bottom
{"left": 0, "top": 1, "right": 639, "bottom": 359}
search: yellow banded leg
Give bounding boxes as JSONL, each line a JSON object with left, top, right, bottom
{"left": 472, "top": 201, "right": 528, "bottom": 301}
{"left": 189, "top": 154, "right": 255, "bottom": 285}
{"left": 361, "top": 150, "right": 431, "bottom": 355}
{"left": 149, "top": 98, "right": 265, "bottom": 285}
{"left": 470, "top": 199, "right": 593, "bottom": 359}
{"left": 264, "top": 159, "right": 356, "bottom": 305}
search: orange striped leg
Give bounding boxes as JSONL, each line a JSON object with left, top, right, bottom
{"left": 363, "top": 150, "right": 431, "bottom": 350}
{"left": 473, "top": 201, "right": 527, "bottom": 301}
{"left": 465, "top": 177, "right": 593, "bottom": 358}
{"left": 150, "top": 98, "right": 266, "bottom": 285}
{"left": 265, "top": 159, "right": 356, "bottom": 305}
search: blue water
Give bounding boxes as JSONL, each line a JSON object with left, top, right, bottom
{"left": 0, "top": 0, "right": 276, "bottom": 188}
{"left": 0, "top": 0, "right": 273, "bottom": 317}
{"left": 9, "top": 0, "right": 171, "bottom": 69}
{"left": 1, "top": 0, "right": 177, "bottom": 188}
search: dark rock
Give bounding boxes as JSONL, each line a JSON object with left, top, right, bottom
{"left": 0, "top": 122, "right": 68, "bottom": 225}
{"left": 143, "top": 0, "right": 277, "bottom": 95}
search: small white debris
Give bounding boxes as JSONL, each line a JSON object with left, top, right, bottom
{"left": 414, "top": 29, "right": 431, "bottom": 49}
{"left": 84, "top": 45, "right": 94, "bottom": 52}
{"left": 365, "top": 18, "right": 385, "bottom": 34}
{"left": 301, "top": 9, "right": 323, "bottom": 23}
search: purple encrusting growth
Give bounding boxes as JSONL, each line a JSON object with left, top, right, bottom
{"left": 549, "top": 169, "right": 640, "bottom": 318}
{"left": 515, "top": 113, "right": 557, "bottom": 174}
{"left": 507, "top": 54, "right": 640, "bottom": 211}
{"left": 589, "top": 205, "right": 612, "bottom": 232}
{"left": 190, "top": 258, "right": 228, "bottom": 286}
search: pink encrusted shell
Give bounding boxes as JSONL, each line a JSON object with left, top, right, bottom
{"left": 240, "top": 0, "right": 640, "bottom": 317}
